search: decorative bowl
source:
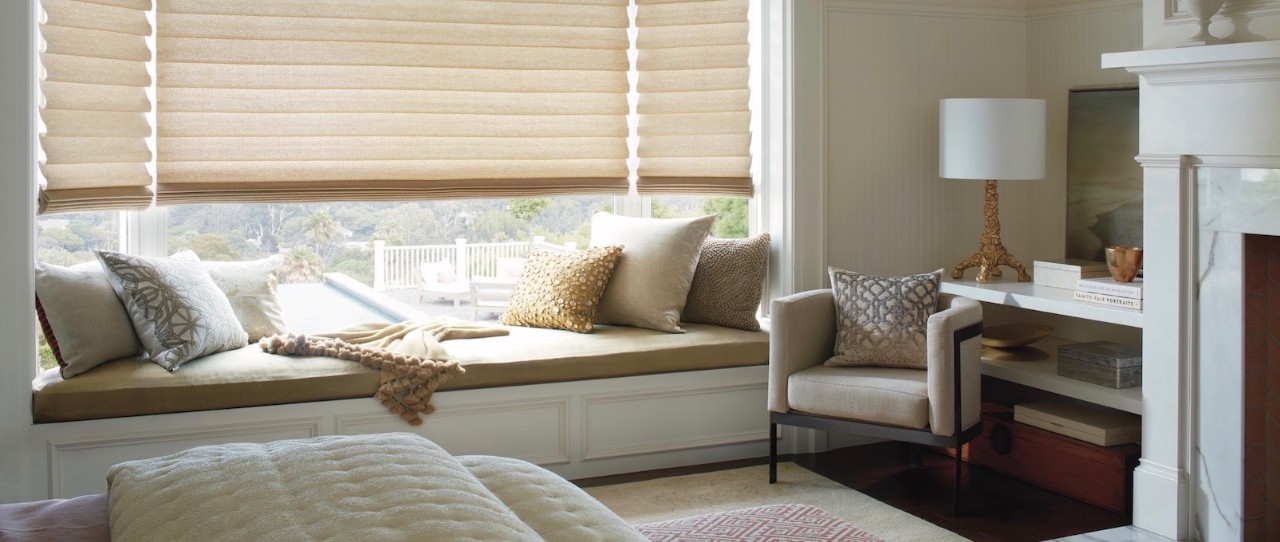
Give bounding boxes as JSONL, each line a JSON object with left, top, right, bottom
{"left": 981, "top": 323, "right": 1054, "bottom": 348}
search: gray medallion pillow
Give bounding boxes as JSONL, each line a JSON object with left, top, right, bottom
{"left": 681, "top": 233, "right": 770, "bottom": 331}
{"left": 34, "top": 262, "right": 143, "bottom": 378}
{"left": 590, "top": 212, "right": 715, "bottom": 333}
{"left": 96, "top": 250, "right": 249, "bottom": 371}
{"left": 826, "top": 267, "right": 943, "bottom": 369}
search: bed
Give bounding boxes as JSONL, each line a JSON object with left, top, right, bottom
{"left": 0, "top": 433, "right": 647, "bottom": 542}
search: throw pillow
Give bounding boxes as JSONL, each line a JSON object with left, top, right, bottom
{"left": 96, "top": 250, "right": 249, "bottom": 371}
{"left": 681, "top": 233, "right": 770, "bottom": 331}
{"left": 826, "top": 267, "right": 943, "bottom": 369}
{"left": 589, "top": 212, "right": 715, "bottom": 333}
{"left": 34, "top": 262, "right": 143, "bottom": 378}
{"left": 499, "top": 246, "right": 623, "bottom": 334}
{"left": 196, "top": 254, "right": 289, "bottom": 342}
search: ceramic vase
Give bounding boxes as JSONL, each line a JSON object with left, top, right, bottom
{"left": 1182, "top": 0, "right": 1227, "bottom": 46}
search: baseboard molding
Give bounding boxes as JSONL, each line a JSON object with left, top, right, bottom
{"left": 1132, "top": 458, "right": 1189, "bottom": 540}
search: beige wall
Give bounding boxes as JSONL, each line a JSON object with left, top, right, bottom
{"left": 819, "top": 0, "right": 1141, "bottom": 281}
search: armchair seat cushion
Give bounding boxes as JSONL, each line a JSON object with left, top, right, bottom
{"left": 786, "top": 365, "right": 929, "bottom": 430}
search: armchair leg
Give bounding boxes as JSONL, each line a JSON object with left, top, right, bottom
{"left": 952, "top": 442, "right": 964, "bottom": 516}
{"left": 907, "top": 443, "right": 922, "bottom": 468}
{"left": 768, "top": 423, "right": 778, "bottom": 484}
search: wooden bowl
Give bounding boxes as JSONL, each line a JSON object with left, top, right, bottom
{"left": 981, "top": 323, "right": 1054, "bottom": 348}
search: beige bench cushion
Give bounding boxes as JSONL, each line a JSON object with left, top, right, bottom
{"left": 786, "top": 365, "right": 929, "bottom": 430}
{"left": 33, "top": 323, "right": 768, "bottom": 423}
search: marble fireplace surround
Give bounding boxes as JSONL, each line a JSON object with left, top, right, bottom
{"left": 1103, "top": 41, "right": 1280, "bottom": 540}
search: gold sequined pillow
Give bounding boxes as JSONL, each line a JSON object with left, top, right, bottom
{"left": 826, "top": 267, "right": 942, "bottom": 370}
{"left": 500, "top": 246, "right": 623, "bottom": 334}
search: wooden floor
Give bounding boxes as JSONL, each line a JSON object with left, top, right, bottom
{"left": 577, "top": 442, "right": 1129, "bottom": 542}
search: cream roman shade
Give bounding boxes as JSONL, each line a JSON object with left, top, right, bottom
{"left": 634, "top": 0, "right": 752, "bottom": 197}
{"left": 155, "top": 0, "right": 631, "bottom": 205}
{"left": 38, "top": 0, "right": 154, "bottom": 214}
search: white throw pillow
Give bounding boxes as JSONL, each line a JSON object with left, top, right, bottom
{"left": 34, "top": 261, "right": 143, "bottom": 378}
{"left": 197, "top": 254, "right": 289, "bottom": 342}
{"left": 589, "top": 212, "right": 715, "bottom": 333}
{"left": 97, "top": 250, "right": 249, "bottom": 371}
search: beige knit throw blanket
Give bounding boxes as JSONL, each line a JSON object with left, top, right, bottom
{"left": 260, "top": 318, "right": 509, "bottom": 426}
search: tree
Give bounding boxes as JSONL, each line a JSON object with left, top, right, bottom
{"left": 184, "top": 234, "right": 242, "bottom": 261}
{"left": 281, "top": 247, "right": 324, "bottom": 283}
{"left": 702, "top": 198, "right": 749, "bottom": 238}
{"left": 507, "top": 198, "right": 548, "bottom": 241}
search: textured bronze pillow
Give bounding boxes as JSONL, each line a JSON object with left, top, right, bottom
{"left": 681, "top": 233, "right": 770, "bottom": 331}
{"left": 826, "top": 268, "right": 942, "bottom": 369}
{"left": 500, "top": 246, "right": 623, "bottom": 334}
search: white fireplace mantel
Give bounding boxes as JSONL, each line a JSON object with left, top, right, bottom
{"left": 1103, "top": 40, "right": 1280, "bottom": 541}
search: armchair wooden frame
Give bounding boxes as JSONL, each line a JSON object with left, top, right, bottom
{"left": 769, "top": 320, "right": 984, "bottom": 515}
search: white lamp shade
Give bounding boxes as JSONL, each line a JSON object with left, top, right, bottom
{"left": 939, "top": 98, "right": 1046, "bottom": 181}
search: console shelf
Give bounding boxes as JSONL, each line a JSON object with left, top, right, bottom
{"left": 941, "top": 278, "right": 1143, "bottom": 415}
{"left": 941, "top": 279, "right": 1143, "bottom": 328}
{"left": 980, "top": 336, "right": 1142, "bottom": 414}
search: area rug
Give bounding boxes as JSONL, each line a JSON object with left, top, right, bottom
{"left": 585, "top": 462, "right": 968, "bottom": 542}
{"left": 637, "top": 503, "right": 885, "bottom": 542}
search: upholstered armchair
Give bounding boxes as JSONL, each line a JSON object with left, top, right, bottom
{"left": 768, "top": 289, "right": 983, "bottom": 513}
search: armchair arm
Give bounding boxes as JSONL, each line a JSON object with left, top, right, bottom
{"left": 925, "top": 295, "right": 983, "bottom": 437}
{"left": 768, "top": 289, "right": 837, "bottom": 413}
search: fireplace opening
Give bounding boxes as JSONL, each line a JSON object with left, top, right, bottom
{"left": 1243, "top": 234, "right": 1280, "bottom": 540}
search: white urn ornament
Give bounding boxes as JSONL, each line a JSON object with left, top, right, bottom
{"left": 1180, "top": 0, "right": 1228, "bottom": 47}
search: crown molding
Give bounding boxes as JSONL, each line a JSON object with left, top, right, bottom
{"left": 827, "top": 0, "right": 1140, "bottom": 20}
{"left": 825, "top": 0, "right": 1027, "bottom": 21}
{"left": 1026, "top": 0, "right": 1141, "bottom": 19}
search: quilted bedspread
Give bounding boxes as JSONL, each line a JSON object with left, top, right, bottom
{"left": 106, "top": 433, "right": 646, "bottom": 542}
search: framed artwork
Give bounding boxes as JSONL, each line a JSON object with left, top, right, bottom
{"left": 1065, "top": 87, "right": 1142, "bottom": 262}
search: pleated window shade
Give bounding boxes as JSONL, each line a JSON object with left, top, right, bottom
{"left": 38, "top": 0, "right": 155, "bottom": 214}
{"left": 154, "top": 0, "right": 632, "bottom": 205}
{"left": 635, "top": 0, "right": 752, "bottom": 197}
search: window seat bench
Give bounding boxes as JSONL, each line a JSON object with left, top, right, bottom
{"left": 33, "top": 323, "right": 768, "bottom": 423}
{"left": 20, "top": 323, "right": 773, "bottom": 501}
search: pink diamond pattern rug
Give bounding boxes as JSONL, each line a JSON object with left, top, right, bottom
{"left": 636, "top": 503, "right": 886, "bottom": 542}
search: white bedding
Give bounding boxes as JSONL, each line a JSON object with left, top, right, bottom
{"left": 106, "top": 433, "right": 646, "bottom": 542}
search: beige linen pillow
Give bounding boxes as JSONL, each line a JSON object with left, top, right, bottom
{"left": 681, "top": 233, "right": 770, "bottom": 331}
{"left": 34, "top": 262, "right": 143, "bottom": 378}
{"left": 197, "top": 254, "right": 289, "bottom": 342}
{"left": 97, "top": 250, "right": 249, "bottom": 371}
{"left": 590, "top": 213, "right": 715, "bottom": 333}
{"left": 500, "top": 246, "right": 623, "bottom": 334}
{"left": 826, "top": 267, "right": 942, "bottom": 369}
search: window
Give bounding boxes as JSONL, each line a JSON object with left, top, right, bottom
{"left": 36, "top": 211, "right": 120, "bottom": 266}
{"left": 650, "top": 196, "right": 751, "bottom": 239}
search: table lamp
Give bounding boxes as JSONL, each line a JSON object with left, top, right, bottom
{"left": 939, "top": 98, "right": 1045, "bottom": 282}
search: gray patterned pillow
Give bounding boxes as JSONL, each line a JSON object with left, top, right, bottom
{"left": 826, "top": 268, "right": 942, "bottom": 369}
{"left": 96, "top": 250, "right": 249, "bottom": 371}
{"left": 681, "top": 233, "right": 770, "bottom": 331}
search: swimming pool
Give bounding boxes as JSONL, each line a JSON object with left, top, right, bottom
{"left": 276, "top": 274, "right": 425, "bottom": 333}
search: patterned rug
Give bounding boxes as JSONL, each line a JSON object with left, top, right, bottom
{"left": 637, "top": 503, "right": 885, "bottom": 542}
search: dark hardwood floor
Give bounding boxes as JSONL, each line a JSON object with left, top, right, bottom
{"left": 577, "top": 442, "right": 1129, "bottom": 542}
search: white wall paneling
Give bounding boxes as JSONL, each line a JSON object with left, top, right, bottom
{"left": 1026, "top": 3, "right": 1142, "bottom": 264}
{"left": 49, "top": 419, "right": 322, "bottom": 498}
{"left": 823, "top": 1, "right": 1028, "bottom": 279}
{"left": 0, "top": 0, "right": 39, "bottom": 504}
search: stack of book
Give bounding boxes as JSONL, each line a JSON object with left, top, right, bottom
{"left": 1073, "top": 277, "right": 1143, "bottom": 310}
{"left": 1056, "top": 340, "right": 1142, "bottom": 389}
{"left": 1032, "top": 259, "right": 1110, "bottom": 289}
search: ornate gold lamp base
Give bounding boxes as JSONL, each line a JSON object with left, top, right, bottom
{"left": 952, "top": 180, "right": 1030, "bottom": 283}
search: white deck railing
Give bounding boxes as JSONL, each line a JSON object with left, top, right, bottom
{"left": 373, "top": 237, "right": 574, "bottom": 290}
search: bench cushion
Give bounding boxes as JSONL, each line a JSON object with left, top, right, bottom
{"left": 33, "top": 323, "right": 767, "bottom": 423}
